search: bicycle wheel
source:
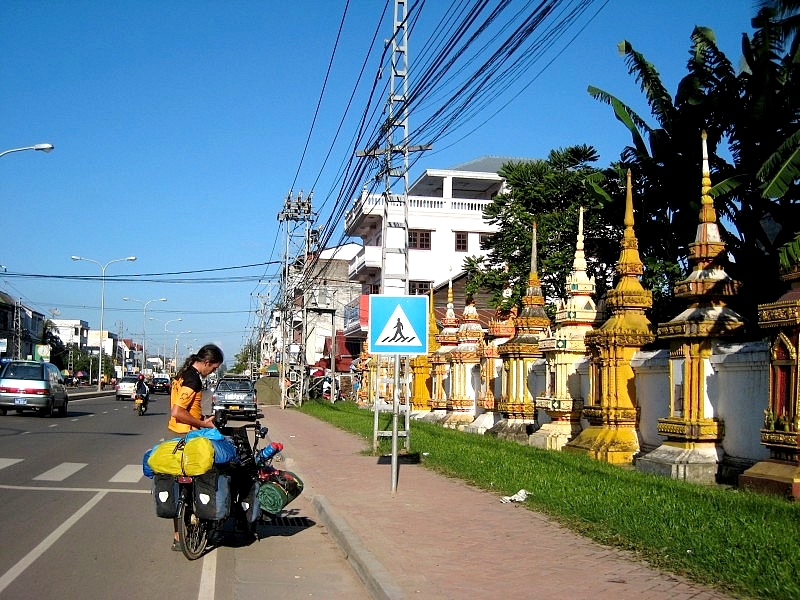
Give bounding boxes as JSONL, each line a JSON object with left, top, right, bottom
{"left": 177, "top": 495, "right": 209, "bottom": 560}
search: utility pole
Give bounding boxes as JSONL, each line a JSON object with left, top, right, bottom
{"left": 13, "top": 300, "right": 22, "bottom": 359}
{"left": 277, "top": 190, "right": 313, "bottom": 408}
{"left": 357, "top": 0, "right": 429, "bottom": 493}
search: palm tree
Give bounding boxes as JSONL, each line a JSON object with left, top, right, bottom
{"left": 589, "top": 6, "right": 800, "bottom": 326}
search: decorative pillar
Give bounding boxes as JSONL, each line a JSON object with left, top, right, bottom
{"left": 356, "top": 341, "right": 371, "bottom": 406}
{"left": 637, "top": 132, "right": 745, "bottom": 483}
{"left": 494, "top": 222, "right": 551, "bottom": 441}
{"left": 429, "top": 279, "right": 459, "bottom": 411}
{"left": 564, "top": 170, "right": 654, "bottom": 464}
{"left": 483, "top": 281, "right": 517, "bottom": 411}
{"left": 533, "top": 207, "right": 599, "bottom": 450}
{"left": 447, "top": 297, "right": 485, "bottom": 427}
{"left": 410, "top": 289, "right": 439, "bottom": 411}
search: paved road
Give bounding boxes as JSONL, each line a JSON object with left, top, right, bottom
{"left": 0, "top": 393, "right": 370, "bottom": 600}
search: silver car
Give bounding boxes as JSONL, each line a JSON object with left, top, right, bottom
{"left": 211, "top": 376, "right": 258, "bottom": 420}
{"left": 0, "top": 360, "right": 69, "bottom": 417}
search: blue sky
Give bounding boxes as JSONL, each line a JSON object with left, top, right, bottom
{"left": 0, "top": 0, "right": 755, "bottom": 365}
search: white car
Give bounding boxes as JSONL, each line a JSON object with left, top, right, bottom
{"left": 115, "top": 376, "right": 139, "bottom": 401}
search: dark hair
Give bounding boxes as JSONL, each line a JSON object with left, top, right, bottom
{"left": 176, "top": 343, "right": 224, "bottom": 379}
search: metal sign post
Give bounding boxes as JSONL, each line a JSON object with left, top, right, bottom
{"left": 368, "top": 294, "right": 428, "bottom": 493}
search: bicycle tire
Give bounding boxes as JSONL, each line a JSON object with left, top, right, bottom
{"left": 177, "top": 493, "right": 209, "bottom": 560}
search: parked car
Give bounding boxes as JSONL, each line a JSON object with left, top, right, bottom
{"left": 150, "top": 377, "right": 171, "bottom": 395}
{"left": 0, "top": 360, "right": 69, "bottom": 417}
{"left": 115, "top": 376, "right": 139, "bottom": 401}
{"left": 211, "top": 375, "right": 258, "bottom": 420}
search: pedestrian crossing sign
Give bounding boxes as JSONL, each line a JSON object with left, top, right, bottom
{"left": 368, "top": 295, "right": 429, "bottom": 355}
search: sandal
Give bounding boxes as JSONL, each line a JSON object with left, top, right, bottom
{"left": 171, "top": 540, "right": 183, "bottom": 552}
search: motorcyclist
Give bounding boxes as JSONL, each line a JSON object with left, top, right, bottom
{"left": 133, "top": 374, "right": 150, "bottom": 412}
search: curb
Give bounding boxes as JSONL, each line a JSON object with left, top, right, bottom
{"left": 312, "top": 495, "right": 406, "bottom": 600}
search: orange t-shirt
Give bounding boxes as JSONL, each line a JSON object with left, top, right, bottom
{"left": 167, "top": 367, "right": 203, "bottom": 435}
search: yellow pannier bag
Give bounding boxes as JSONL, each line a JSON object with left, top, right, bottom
{"left": 147, "top": 436, "right": 214, "bottom": 476}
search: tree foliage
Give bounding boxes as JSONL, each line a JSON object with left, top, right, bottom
{"left": 229, "top": 340, "right": 259, "bottom": 374}
{"left": 587, "top": 5, "right": 800, "bottom": 326}
{"left": 463, "top": 146, "right": 621, "bottom": 315}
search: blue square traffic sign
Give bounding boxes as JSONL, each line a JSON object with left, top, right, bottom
{"left": 368, "top": 295, "right": 429, "bottom": 355}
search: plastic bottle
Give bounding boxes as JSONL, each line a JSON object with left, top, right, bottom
{"left": 258, "top": 442, "right": 283, "bottom": 464}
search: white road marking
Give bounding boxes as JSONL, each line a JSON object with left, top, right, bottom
{"left": 198, "top": 550, "right": 217, "bottom": 600}
{"left": 0, "top": 483, "right": 148, "bottom": 494}
{"left": 0, "top": 458, "right": 23, "bottom": 470}
{"left": 33, "top": 462, "right": 88, "bottom": 481}
{"left": 109, "top": 464, "right": 143, "bottom": 483}
{"left": 0, "top": 490, "right": 107, "bottom": 594}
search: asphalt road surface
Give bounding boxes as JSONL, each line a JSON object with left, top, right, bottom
{"left": 0, "top": 392, "right": 369, "bottom": 600}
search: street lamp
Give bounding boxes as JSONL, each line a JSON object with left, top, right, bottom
{"left": 153, "top": 317, "right": 182, "bottom": 373}
{"left": 71, "top": 255, "right": 137, "bottom": 391}
{"left": 0, "top": 143, "right": 54, "bottom": 159}
{"left": 174, "top": 330, "right": 191, "bottom": 374}
{"left": 123, "top": 297, "right": 166, "bottom": 373}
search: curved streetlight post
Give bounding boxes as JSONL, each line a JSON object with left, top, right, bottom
{"left": 123, "top": 297, "right": 166, "bottom": 373}
{"left": 0, "top": 143, "right": 54, "bottom": 159}
{"left": 71, "top": 255, "right": 137, "bottom": 391}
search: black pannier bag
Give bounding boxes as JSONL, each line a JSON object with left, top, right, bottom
{"left": 152, "top": 473, "right": 179, "bottom": 518}
{"left": 237, "top": 479, "right": 261, "bottom": 524}
{"left": 193, "top": 469, "right": 231, "bottom": 521}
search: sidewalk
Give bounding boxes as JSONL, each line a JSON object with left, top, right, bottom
{"left": 261, "top": 405, "right": 736, "bottom": 600}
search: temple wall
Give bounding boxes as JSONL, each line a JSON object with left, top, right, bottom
{"left": 709, "top": 341, "right": 770, "bottom": 463}
{"left": 492, "top": 342, "right": 771, "bottom": 465}
{"left": 528, "top": 357, "right": 548, "bottom": 423}
{"left": 622, "top": 342, "right": 770, "bottom": 464}
{"left": 631, "top": 349, "right": 669, "bottom": 450}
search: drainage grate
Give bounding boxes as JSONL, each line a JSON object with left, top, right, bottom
{"left": 263, "top": 516, "right": 314, "bottom": 528}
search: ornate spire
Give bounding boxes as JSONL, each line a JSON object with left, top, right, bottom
{"left": 672, "top": 131, "right": 742, "bottom": 301}
{"left": 427, "top": 288, "right": 440, "bottom": 352}
{"left": 602, "top": 170, "right": 652, "bottom": 316}
{"left": 503, "top": 220, "right": 550, "bottom": 346}
{"left": 443, "top": 275, "right": 457, "bottom": 327}
{"left": 556, "top": 206, "right": 598, "bottom": 329}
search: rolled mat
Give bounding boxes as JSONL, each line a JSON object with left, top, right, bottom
{"left": 257, "top": 470, "right": 304, "bottom": 515}
{"left": 257, "top": 482, "right": 289, "bottom": 514}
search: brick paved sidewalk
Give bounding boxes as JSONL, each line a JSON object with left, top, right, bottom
{"left": 263, "top": 405, "right": 736, "bottom": 600}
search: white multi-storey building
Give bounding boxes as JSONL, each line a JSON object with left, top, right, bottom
{"left": 51, "top": 319, "right": 89, "bottom": 349}
{"left": 343, "top": 156, "right": 508, "bottom": 340}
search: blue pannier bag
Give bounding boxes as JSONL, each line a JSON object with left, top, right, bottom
{"left": 186, "top": 428, "right": 237, "bottom": 465}
{"left": 143, "top": 447, "right": 155, "bottom": 479}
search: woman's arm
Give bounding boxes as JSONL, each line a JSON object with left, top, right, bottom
{"left": 170, "top": 403, "right": 215, "bottom": 429}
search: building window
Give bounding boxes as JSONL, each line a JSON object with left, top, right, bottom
{"left": 455, "top": 231, "right": 468, "bottom": 252}
{"left": 409, "top": 230, "right": 431, "bottom": 250}
{"left": 409, "top": 281, "right": 431, "bottom": 295}
{"left": 479, "top": 233, "right": 491, "bottom": 248}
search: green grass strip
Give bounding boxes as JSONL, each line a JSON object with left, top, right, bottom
{"left": 298, "top": 399, "right": 800, "bottom": 600}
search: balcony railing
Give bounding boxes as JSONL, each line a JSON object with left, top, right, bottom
{"left": 348, "top": 245, "right": 382, "bottom": 279}
{"left": 345, "top": 193, "right": 492, "bottom": 235}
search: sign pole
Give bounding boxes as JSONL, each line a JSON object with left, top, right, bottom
{"left": 391, "top": 353, "right": 401, "bottom": 494}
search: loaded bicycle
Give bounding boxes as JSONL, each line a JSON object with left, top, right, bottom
{"left": 147, "top": 414, "right": 302, "bottom": 560}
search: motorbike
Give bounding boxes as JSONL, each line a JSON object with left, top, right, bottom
{"left": 172, "top": 414, "right": 280, "bottom": 560}
{"left": 133, "top": 393, "right": 148, "bottom": 416}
